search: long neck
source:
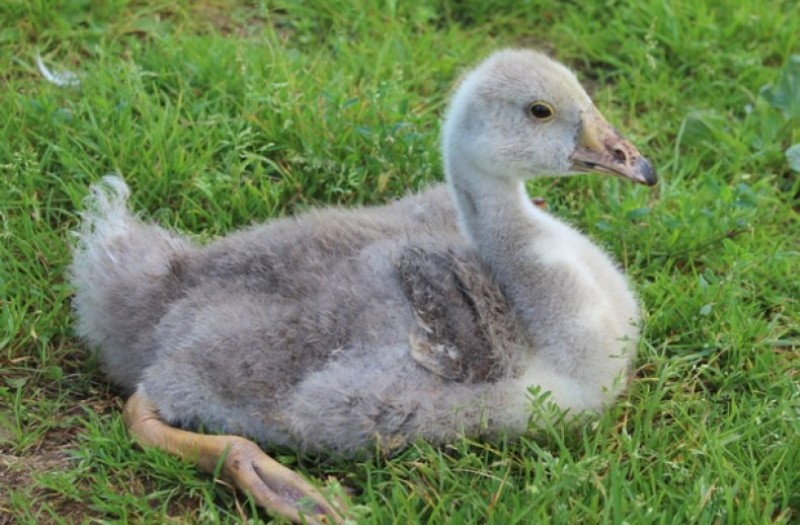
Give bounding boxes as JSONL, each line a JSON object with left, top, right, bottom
{"left": 447, "top": 157, "right": 546, "bottom": 272}
{"left": 445, "top": 154, "right": 572, "bottom": 346}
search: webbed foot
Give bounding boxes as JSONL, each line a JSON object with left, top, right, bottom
{"left": 123, "top": 391, "right": 347, "bottom": 524}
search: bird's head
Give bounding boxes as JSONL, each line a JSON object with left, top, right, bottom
{"left": 442, "top": 49, "right": 656, "bottom": 186}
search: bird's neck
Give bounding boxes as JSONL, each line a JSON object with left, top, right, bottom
{"left": 447, "top": 161, "right": 547, "bottom": 271}
{"left": 445, "top": 158, "right": 590, "bottom": 374}
{"left": 445, "top": 155, "right": 581, "bottom": 350}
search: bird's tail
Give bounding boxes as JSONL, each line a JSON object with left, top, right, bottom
{"left": 69, "top": 176, "right": 192, "bottom": 390}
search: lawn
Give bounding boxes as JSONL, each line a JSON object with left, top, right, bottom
{"left": 1, "top": 0, "right": 798, "bottom": 523}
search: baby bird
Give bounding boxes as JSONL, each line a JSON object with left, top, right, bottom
{"left": 71, "top": 49, "right": 656, "bottom": 523}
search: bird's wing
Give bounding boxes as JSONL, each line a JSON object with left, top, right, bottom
{"left": 396, "top": 245, "right": 519, "bottom": 383}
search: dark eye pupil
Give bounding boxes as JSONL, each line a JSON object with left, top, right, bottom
{"left": 530, "top": 104, "right": 552, "bottom": 119}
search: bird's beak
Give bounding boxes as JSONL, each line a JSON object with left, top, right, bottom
{"left": 570, "top": 105, "right": 657, "bottom": 186}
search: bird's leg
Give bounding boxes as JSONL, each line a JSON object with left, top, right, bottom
{"left": 122, "top": 391, "right": 347, "bottom": 524}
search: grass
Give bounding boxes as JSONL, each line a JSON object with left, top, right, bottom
{"left": 1, "top": 0, "right": 798, "bottom": 522}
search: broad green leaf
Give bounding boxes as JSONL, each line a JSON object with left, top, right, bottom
{"left": 787, "top": 144, "right": 800, "bottom": 172}
{"left": 760, "top": 55, "right": 800, "bottom": 120}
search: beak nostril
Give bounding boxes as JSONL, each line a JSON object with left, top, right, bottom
{"left": 612, "top": 148, "right": 627, "bottom": 162}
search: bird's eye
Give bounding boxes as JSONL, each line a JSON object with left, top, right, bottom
{"left": 528, "top": 102, "right": 554, "bottom": 121}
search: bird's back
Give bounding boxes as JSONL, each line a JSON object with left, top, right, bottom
{"left": 71, "top": 179, "right": 462, "bottom": 394}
